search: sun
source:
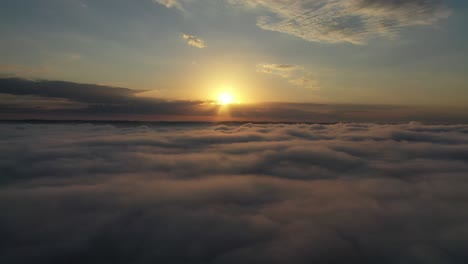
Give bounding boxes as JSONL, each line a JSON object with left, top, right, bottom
{"left": 218, "top": 92, "right": 234, "bottom": 105}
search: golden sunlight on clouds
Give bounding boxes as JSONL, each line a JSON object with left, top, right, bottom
{"left": 182, "top": 34, "right": 206, "bottom": 48}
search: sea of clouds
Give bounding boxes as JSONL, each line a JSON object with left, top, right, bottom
{"left": 1, "top": 122, "right": 468, "bottom": 263}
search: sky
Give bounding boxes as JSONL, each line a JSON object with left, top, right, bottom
{"left": 1, "top": 0, "right": 468, "bottom": 121}
{"left": 2, "top": 2, "right": 468, "bottom": 261}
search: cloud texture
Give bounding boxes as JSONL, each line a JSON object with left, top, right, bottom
{"left": 289, "top": 77, "right": 320, "bottom": 90}
{"left": 257, "top": 63, "right": 302, "bottom": 77}
{"left": 232, "top": 0, "right": 451, "bottom": 44}
{"left": 182, "top": 34, "right": 207, "bottom": 48}
{"left": 257, "top": 63, "right": 319, "bottom": 90}
{"left": 156, "top": 0, "right": 451, "bottom": 44}
{"left": 154, "top": 0, "right": 184, "bottom": 10}
{"left": 1, "top": 122, "right": 468, "bottom": 263}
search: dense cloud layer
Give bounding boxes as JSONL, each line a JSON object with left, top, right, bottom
{"left": 1, "top": 122, "right": 468, "bottom": 263}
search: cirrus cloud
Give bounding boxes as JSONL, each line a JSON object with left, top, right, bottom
{"left": 289, "top": 77, "right": 320, "bottom": 90}
{"left": 154, "top": 0, "right": 451, "bottom": 44}
{"left": 257, "top": 63, "right": 302, "bottom": 78}
{"left": 229, "top": 0, "right": 451, "bottom": 44}
{"left": 257, "top": 63, "right": 320, "bottom": 90}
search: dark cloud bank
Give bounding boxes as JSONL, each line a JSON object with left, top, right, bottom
{"left": 1, "top": 78, "right": 468, "bottom": 123}
{"left": 1, "top": 122, "right": 468, "bottom": 263}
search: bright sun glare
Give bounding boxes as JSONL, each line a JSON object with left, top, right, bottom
{"left": 218, "top": 92, "right": 234, "bottom": 105}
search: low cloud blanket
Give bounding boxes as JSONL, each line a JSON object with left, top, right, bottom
{"left": 1, "top": 122, "right": 468, "bottom": 263}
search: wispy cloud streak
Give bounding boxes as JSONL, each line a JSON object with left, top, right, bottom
{"left": 230, "top": 0, "right": 451, "bottom": 44}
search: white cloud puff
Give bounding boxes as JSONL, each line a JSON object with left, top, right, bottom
{"left": 1, "top": 122, "right": 468, "bottom": 263}
{"left": 182, "top": 34, "right": 206, "bottom": 48}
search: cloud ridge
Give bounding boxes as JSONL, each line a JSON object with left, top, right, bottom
{"left": 1, "top": 122, "right": 468, "bottom": 263}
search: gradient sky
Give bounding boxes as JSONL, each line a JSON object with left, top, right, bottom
{"left": 1, "top": 0, "right": 468, "bottom": 113}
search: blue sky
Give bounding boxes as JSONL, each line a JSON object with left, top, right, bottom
{"left": 1, "top": 0, "right": 467, "bottom": 107}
